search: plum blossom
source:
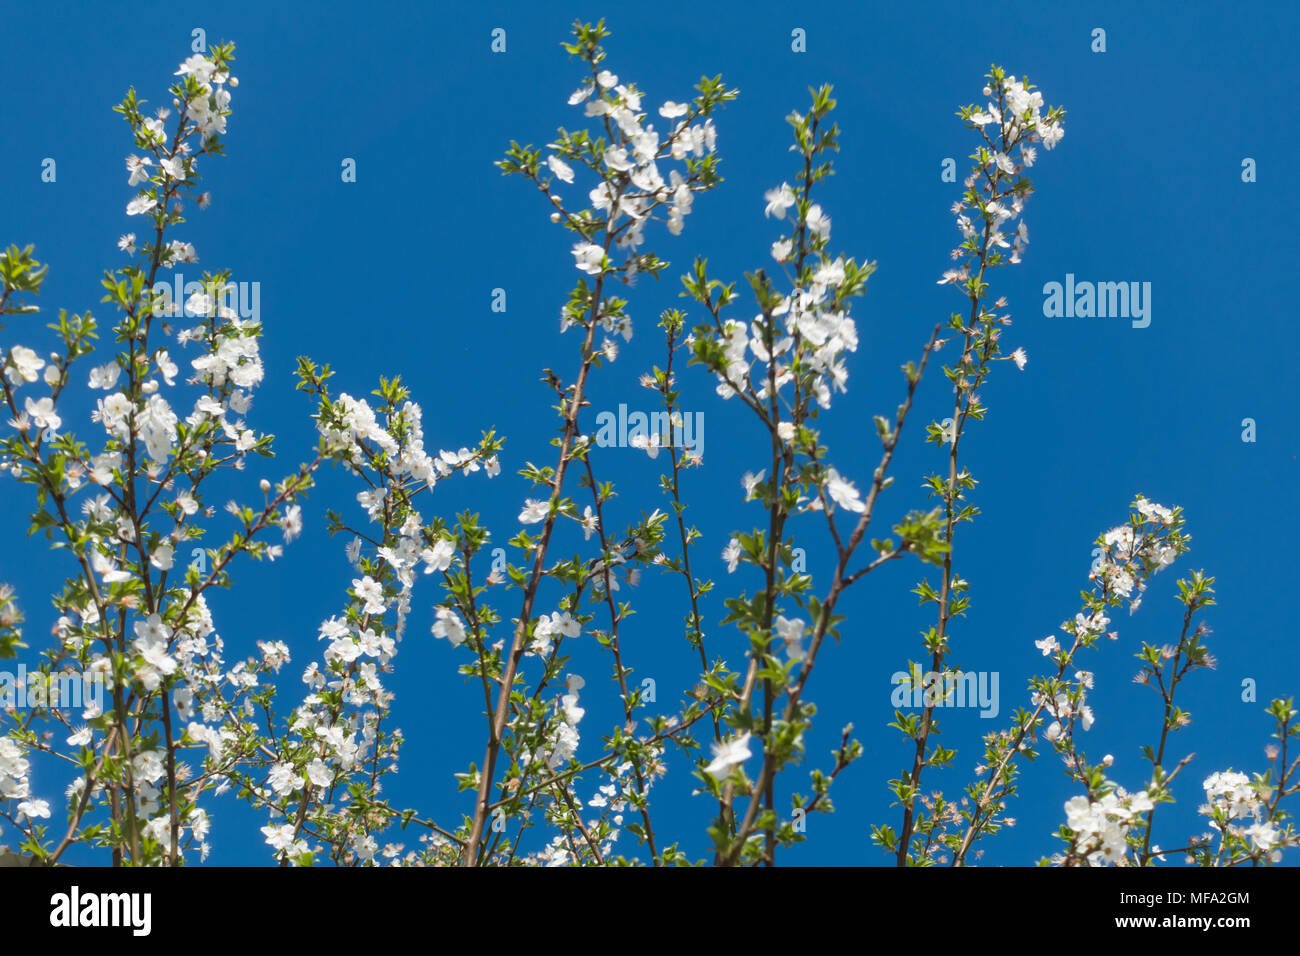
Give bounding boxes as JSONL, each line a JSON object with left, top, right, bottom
{"left": 825, "top": 468, "right": 865, "bottom": 513}
{"left": 432, "top": 606, "right": 467, "bottom": 646}
{"left": 704, "top": 732, "right": 753, "bottom": 778}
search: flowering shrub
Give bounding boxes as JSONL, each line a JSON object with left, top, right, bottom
{"left": 0, "top": 21, "right": 1295, "bottom": 867}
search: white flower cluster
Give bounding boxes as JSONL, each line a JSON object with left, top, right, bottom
{"left": 318, "top": 395, "right": 499, "bottom": 491}
{"left": 131, "top": 751, "right": 211, "bottom": 852}
{"left": 550, "top": 71, "right": 720, "bottom": 354}
{"left": 1, "top": 46, "right": 342, "bottom": 865}
{"left": 241, "top": 384, "right": 499, "bottom": 861}
{"left": 1062, "top": 787, "right": 1153, "bottom": 866}
{"left": 588, "top": 759, "right": 639, "bottom": 812}
{"left": 0, "top": 738, "right": 33, "bottom": 809}
{"left": 261, "top": 822, "right": 309, "bottom": 862}
{"left": 969, "top": 74, "right": 1061, "bottom": 144}
{"left": 124, "top": 51, "right": 233, "bottom": 227}
{"left": 1200, "top": 770, "right": 1282, "bottom": 860}
{"left": 940, "top": 73, "right": 1064, "bottom": 288}
{"left": 529, "top": 610, "right": 581, "bottom": 657}
{"left": 4, "top": 346, "right": 53, "bottom": 388}
{"left": 532, "top": 748, "right": 669, "bottom": 866}
{"left": 67, "top": 298, "right": 262, "bottom": 470}
{"left": 188, "top": 312, "right": 264, "bottom": 392}
{"left": 1069, "top": 609, "right": 1111, "bottom": 640}
{"left": 561, "top": 72, "right": 715, "bottom": 248}
{"left": 1090, "top": 496, "right": 1180, "bottom": 614}
{"left": 51, "top": 591, "right": 225, "bottom": 859}
{"left": 2, "top": 351, "right": 58, "bottom": 442}
{"left": 174, "top": 53, "right": 234, "bottom": 136}
{"left": 528, "top": 674, "right": 585, "bottom": 772}
{"left": 1033, "top": 672, "right": 1096, "bottom": 741}
{"left": 279, "top": 685, "right": 373, "bottom": 793}
{"left": 536, "top": 834, "right": 573, "bottom": 867}
{"left": 703, "top": 192, "right": 858, "bottom": 412}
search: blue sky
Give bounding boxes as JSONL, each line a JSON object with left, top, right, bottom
{"left": 2, "top": 0, "right": 1297, "bottom": 865}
